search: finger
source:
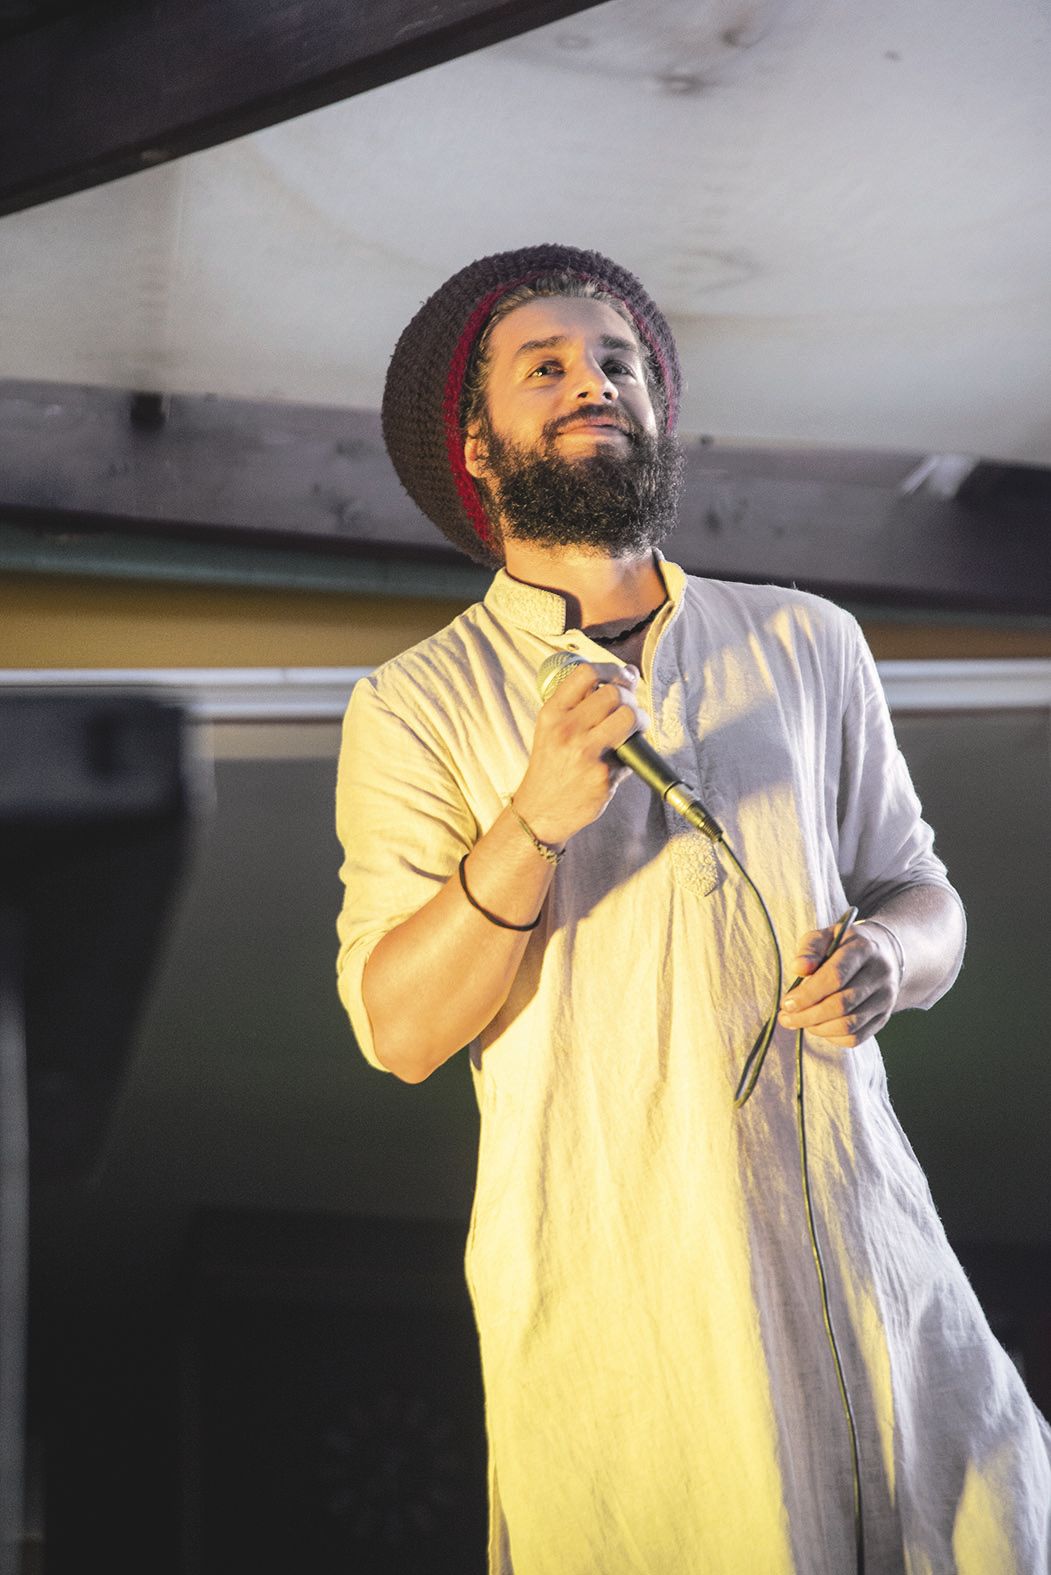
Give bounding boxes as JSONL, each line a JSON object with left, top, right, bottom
{"left": 790, "top": 925, "right": 838, "bottom": 978}
{"left": 789, "top": 926, "right": 901, "bottom": 1017}
{"left": 592, "top": 699, "right": 646, "bottom": 755}
{"left": 781, "top": 972, "right": 887, "bottom": 1032}
{"left": 544, "top": 661, "right": 602, "bottom": 712}
{"left": 780, "top": 957, "right": 901, "bottom": 1041}
{"left": 575, "top": 680, "right": 635, "bottom": 731}
{"left": 784, "top": 999, "right": 889, "bottom": 1048}
{"left": 591, "top": 660, "right": 638, "bottom": 689}
{"left": 577, "top": 682, "right": 648, "bottom": 736}
{"left": 566, "top": 659, "right": 636, "bottom": 697}
{"left": 782, "top": 939, "right": 867, "bottom": 1012}
{"left": 607, "top": 695, "right": 650, "bottom": 735}
{"left": 780, "top": 975, "right": 875, "bottom": 1031}
{"left": 546, "top": 665, "right": 642, "bottom": 737}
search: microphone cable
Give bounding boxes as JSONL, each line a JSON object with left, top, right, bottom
{"left": 632, "top": 814, "right": 868, "bottom": 1570}
{"left": 686, "top": 809, "right": 866, "bottom": 1573}
{"left": 534, "top": 651, "right": 865, "bottom": 1567}
{"left": 715, "top": 832, "right": 865, "bottom": 1575}
{"left": 732, "top": 898, "right": 866, "bottom": 1575}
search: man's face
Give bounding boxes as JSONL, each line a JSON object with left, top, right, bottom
{"left": 463, "top": 295, "right": 682, "bottom": 556}
{"left": 466, "top": 295, "right": 659, "bottom": 463}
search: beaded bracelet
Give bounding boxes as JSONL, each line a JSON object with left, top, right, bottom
{"left": 508, "top": 799, "right": 565, "bottom": 866}
{"left": 458, "top": 855, "right": 542, "bottom": 932}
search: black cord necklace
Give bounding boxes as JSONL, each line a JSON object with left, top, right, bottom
{"left": 585, "top": 597, "right": 668, "bottom": 646}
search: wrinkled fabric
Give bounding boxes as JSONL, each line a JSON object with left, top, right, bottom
{"left": 336, "top": 562, "right": 1051, "bottom": 1574}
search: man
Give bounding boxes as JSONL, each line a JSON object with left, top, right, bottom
{"left": 336, "top": 244, "right": 1050, "bottom": 1573}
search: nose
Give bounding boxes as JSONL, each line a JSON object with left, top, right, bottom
{"left": 574, "top": 354, "right": 618, "bottom": 403}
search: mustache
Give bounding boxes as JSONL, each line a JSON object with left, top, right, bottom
{"left": 543, "top": 405, "right": 643, "bottom": 443}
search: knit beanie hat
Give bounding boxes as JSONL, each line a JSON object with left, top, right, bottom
{"left": 381, "top": 243, "right": 682, "bottom": 567}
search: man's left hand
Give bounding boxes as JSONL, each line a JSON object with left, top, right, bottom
{"left": 778, "top": 922, "right": 902, "bottom": 1047}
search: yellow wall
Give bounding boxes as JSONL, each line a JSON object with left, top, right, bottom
{"left": 1, "top": 571, "right": 1049, "bottom": 668}
{"left": 0, "top": 574, "right": 469, "bottom": 669}
{"left": 857, "top": 618, "right": 1051, "bottom": 661}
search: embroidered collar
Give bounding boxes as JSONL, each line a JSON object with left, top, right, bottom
{"left": 484, "top": 554, "right": 686, "bottom": 638}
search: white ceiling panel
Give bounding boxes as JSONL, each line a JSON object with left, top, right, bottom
{"left": 1, "top": 0, "right": 1049, "bottom": 458}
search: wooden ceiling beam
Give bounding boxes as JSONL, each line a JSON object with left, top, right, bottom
{"left": 0, "top": 0, "right": 607, "bottom": 216}
{"left": 0, "top": 381, "right": 1048, "bottom": 615}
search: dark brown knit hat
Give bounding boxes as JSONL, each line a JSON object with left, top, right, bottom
{"left": 381, "top": 244, "right": 682, "bottom": 567}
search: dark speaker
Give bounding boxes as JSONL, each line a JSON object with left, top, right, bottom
{"left": 181, "top": 1210, "right": 488, "bottom": 1575}
{"left": 0, "top": 690, "right": 201, "bottom": 1575}
{"left": 0, "top": 692, "right": 200, "bottom": 1179}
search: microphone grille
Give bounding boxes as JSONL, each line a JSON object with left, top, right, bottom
{"left": 537, "top": 651, "right": 584, "bottom": 702}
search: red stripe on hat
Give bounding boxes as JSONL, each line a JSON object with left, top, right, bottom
{"left": 443, "top": 279, "right": 534, "bottom": 550}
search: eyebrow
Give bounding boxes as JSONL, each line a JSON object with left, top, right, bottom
{"left": 511, "top": 333, "right": 639, "bottom": 360}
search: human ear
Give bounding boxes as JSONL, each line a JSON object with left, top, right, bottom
{"left": 463, "top": 430, "right": 488, "bottom": 479}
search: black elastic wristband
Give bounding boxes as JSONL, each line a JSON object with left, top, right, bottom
{"left": 457, "top": 855, "right": 542, "bottom": 932}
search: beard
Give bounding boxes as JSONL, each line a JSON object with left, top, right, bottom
{"left": 476, "top": 409, "right": 685, "bottom": 557}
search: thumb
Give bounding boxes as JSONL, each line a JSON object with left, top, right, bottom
{"left": 792, "top": 925, "right": 835, "bottom": 976}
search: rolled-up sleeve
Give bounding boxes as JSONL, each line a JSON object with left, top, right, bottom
{"left": 835, "top": 620, "right": 966, "bottom": 1008}
{"left": 335, "top": 675, "right": 477, "bottom": 1070}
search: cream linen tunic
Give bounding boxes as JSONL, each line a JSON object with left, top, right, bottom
{"left": 336, "top": 561, "right": 1051, "bottom": 1574}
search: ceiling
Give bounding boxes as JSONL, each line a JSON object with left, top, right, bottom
{"left": 0, "top": 0, "right": 1049, "bottom": 464}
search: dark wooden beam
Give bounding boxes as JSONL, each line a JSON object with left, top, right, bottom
{"left": 0, "top": 0, "right": 607, "bottom": 216}
{"left": 677, "top": 463, "right": 1051, "bottom": 617}
{"left": 1, "top": 381, "right": 1049, "bottom": 615}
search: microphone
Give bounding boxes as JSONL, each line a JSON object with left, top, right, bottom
{"left": 537, "top": 652, "right": 723, "bottom": 843}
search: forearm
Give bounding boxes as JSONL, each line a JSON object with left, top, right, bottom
{"left": 362, "top": 806, "right": 556, "bottom": 1082}
{"left": 360, "top": 658, "right": 643, "bottom": 1083}
{"left": 862, "top": 883, "right": 966, "bottom": 1012}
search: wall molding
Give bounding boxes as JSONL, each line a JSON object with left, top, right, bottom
{"left": 2, "top": 661, "right": 1050, "bottom": 720}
